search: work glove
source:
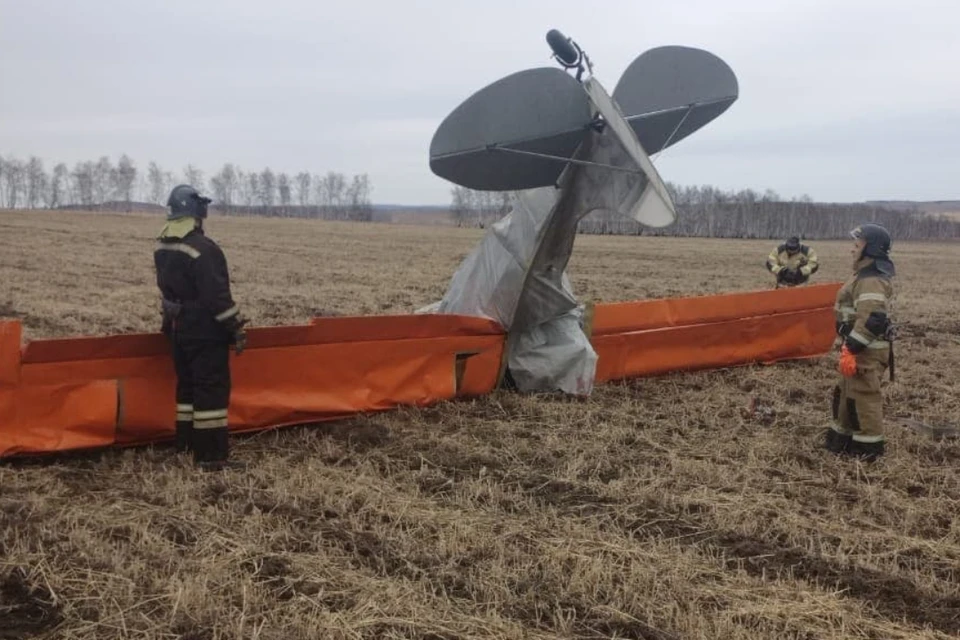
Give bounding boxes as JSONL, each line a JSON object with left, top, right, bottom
{"left": 838, "top": 344, "right": 857, "bottom": 378}
{"left": 233, "top": 328, "right": 247, "bottom": 355}
{"left": 229, "top": 312, "right": 250, "bottom": 355}
{"left": 160, "top": 311, "right": 173, "bottom": 337}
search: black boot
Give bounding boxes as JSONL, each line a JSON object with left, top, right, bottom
{"left": 194, "top": 427, "right": 244, "bottom": 472}
{"left": 823, "top": 428, "right": 851, "bottom": 455}
{"left": 199, "top": 460, "right": 247, "bottom": 472}
{"left": 175, "top": 421, "right": 193, "bottom": 453}
{"left": 848, "top": 438, "right": 884, "bottom": 462}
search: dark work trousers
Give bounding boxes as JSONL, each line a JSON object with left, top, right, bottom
{"left": 171, "top": 335, "right": 231, "bottom": 464}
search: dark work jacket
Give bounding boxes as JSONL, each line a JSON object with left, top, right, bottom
{"left": 154, "top": 226, "right": 241, "bottom": 342}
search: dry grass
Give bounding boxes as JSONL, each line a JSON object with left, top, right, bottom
{"left": 1, "top": 209, "right": 959, "bottom": 640}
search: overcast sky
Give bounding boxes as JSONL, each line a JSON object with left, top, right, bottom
{"left": 1, "top": 0, "right": 957, "bottom": 205}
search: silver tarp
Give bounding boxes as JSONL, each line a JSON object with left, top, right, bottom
{"left": 424, "top": 78, "right": 676, "bottom": 395}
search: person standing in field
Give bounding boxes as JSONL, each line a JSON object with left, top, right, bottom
{"left": 154, "top": 184, "right": 249, "bottom": 472}
{"left": 766, "top": 236, "right": 819, "bottom": 287}
{"left": 824, "top": 223, "right": 896, "bottom": 461}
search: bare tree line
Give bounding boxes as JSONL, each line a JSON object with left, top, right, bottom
{"left": 5, "top": 152, "right": 955, "bottom": 239}
{"left": 0, "top": 153, "right": 374, "bottom": 222}
{"left": 450, "top": 186, "right": 512, "bottom": 228}
{"left": 450, "top": 184, "right": 960, "bottom": 241}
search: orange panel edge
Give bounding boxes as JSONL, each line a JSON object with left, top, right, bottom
{"left": 1, "top": 287, "right": 840, "bottom": 459}
{"left": 0, "top": 321, "right": 23, "bottom": 386}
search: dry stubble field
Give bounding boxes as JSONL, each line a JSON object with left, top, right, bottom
{"left": 1, "top": 209, "right": 959, "bottom": 640}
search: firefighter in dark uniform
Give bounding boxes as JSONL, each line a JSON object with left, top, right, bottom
{"left": 154, "top": 185, "right": 248, "bottom": 471}
{"left": 825, "top": 223, "right": 895, "bottom": 461}
{"left": 766, "top": 236, "right": 819, "bottom": 287}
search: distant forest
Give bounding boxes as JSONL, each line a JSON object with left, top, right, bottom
{"left": 1, "top": 153, "right": 957, "bottom": 240}
{"left": 0, "top": 153, "right": 373, "bottom": 221}
{"left": 449, "top": 185, "right": 960, "bottom": 241}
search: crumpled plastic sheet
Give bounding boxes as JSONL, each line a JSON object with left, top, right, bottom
{"left": 424, "top": 186, "right": 598, "bottom": 395}
{"left": 424, "top": 77, "right": 674, "bottom": 396}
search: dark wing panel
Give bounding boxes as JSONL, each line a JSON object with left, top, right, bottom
{"left": 613, "top": 46, "right": 738, "bottom": 153}
{"left": 624, "top": 97, "right": 737, "bottom": 155}
{"left": 430, "top": 129, "right": 586, "bottom": 191}
{"left": 430, "top": 67, "right": 591, "bottom": 190}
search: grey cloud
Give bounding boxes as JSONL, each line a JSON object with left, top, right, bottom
{"left": 1, "top": 0, "right": 957, "bottom": 204}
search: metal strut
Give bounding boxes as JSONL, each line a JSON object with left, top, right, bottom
{"left": 654, "top": 103, "right": 696, "bottom": 159}
{"left": 487, "top": 145, "right": 644, "bottom": 176}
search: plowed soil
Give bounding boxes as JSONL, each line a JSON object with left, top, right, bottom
{"left": 1, "top": 210, "right": 959, "bottom": 639}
